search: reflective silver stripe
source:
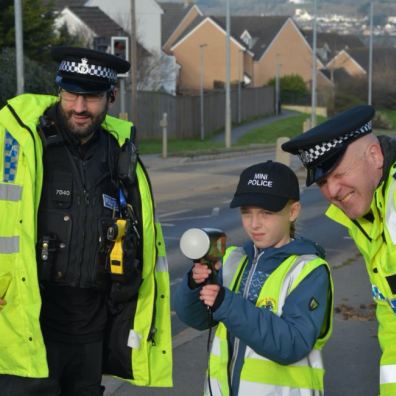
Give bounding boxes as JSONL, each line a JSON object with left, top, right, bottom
{"left": 386, "top": 178, "right": 396, "bottom": 244}
{"left": 204, "top": 377, "right": 222, "bottom": 396}
{"left": 211, "top": 336, "right": 221, "bottom": 356}
{"left": 222, "top": 247, "right": 246, "bottom": 288}
{"left": 156, "top": 256, "right": 168, "bottom": 272}
{"left": 238, "top": 381, "right": 322, "bottom": 396}
{"left": 0, "top": 236, "right": 19, "bottom": 253}
{"left": 0, "top": 183, "right": 22, "bottom": 201}
{"left": 380, "top": 364, "right": 396, "bottom": 384}
{"left": 278, "top": 254, "right": 318, "bottom": 316}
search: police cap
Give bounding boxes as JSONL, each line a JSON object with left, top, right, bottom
{"left": 282, "top": 105, "right": 375, "bottom": 186}
{"left": 51, "top": 46, "right": 130, "bottom": 93}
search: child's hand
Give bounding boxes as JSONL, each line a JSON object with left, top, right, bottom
{"left": 200, "top": 284, "right": 221, "bottom": 307}
{"left": 191, "top": 262, "right": 213, "bottom": 284}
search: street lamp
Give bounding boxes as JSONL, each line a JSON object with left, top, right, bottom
{"left": 368, "top": 2, "right": 374, "bottom": 105}
{"left": 275, "top": 54, "right": 281, "bottom": 116}
{"left": 199, "top": 44, "right": 207, "bottom": 141}
{"left": 14, "top": 0, "right": 24, "bottom": 95}
{"left": 238, "top": 50, "right": 243, "bottom": 124}
{"left": 310, "top": 0, "right": 318, "bottom": 128}
{"left": 225, "top": 0, "right": 232, "bottom": 148}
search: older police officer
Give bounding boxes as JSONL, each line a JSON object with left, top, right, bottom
{"left": 282, "top": 105, "right": 396, "bottom": 396}
{"left": 0, "top": 47, "right": 172, "bottom": 395}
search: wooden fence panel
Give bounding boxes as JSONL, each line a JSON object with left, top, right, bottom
{"left": 110, "top": 85, "right": 274, "bottom": 139}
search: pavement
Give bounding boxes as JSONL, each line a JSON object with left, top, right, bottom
{"left": 102, "top": 114, "right": 381, "bottom": 395}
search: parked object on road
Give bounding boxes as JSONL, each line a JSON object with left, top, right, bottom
{"left": 0, "top": 46, "right": 172, "bottom": 396}
{"left": 175, "top": 160, "right": 334, "bottom": 396}
{"left": 283, "top": 104, "right": 396, "bottom": 396}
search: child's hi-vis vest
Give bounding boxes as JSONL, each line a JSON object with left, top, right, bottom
{"left": 205, "top": 246, "right": 333, "bottom": 396}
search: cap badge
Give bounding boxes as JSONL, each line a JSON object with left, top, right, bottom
{"left": 77, "top": 58, "right": 89, "bottom": 74}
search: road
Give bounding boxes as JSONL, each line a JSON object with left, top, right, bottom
{"left": 104, "top": 150, "right": 381, "bottom": 396}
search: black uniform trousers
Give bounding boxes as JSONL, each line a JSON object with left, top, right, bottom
{"left": 0, "top": 339, "right": 104, "bottom": 396}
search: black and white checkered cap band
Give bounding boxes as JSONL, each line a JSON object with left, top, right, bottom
{"left": 298, "top": 121, "right": 372, "bottom": 166}
{"left": 59, "top": 58, "right": 118, "bottom": 83}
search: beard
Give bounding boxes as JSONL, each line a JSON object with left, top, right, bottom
{"left": 59, "top": 104, "right": 108, "bottom": 141}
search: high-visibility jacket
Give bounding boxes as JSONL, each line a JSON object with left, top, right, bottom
{"left": 206, "top": 246, "right": 333, "bottom": 396}
{"left": 0, "top": 94, "right": 172, "bottom": 386}
{"left": 326, "top": 163, "right": 396, "bottom": 396}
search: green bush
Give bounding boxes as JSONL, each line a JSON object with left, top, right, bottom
{"left": 373, "top": 112, "right": 392, "bottom": 130}
{"left": 0, "top": 47, "right": 57, "bottom": 107}
{"left": 268, "top": 74, "right": 309, "bottom": 104}
{"left": 332, "top": 92, "right": 363, "bottom": 114}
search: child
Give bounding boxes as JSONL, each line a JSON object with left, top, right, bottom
{"left": 174, "top": 160, "right": 334, "bottom": 396}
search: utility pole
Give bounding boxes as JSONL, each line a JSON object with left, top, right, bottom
{"left": 130, "top": 0, "right": 138, "bottom": 124}
{"left": 368, "top": 1, "right": 374, "bottom": 105}
{"left": 275, "top": 54, "right": 281, "bottom": 116}
{"left": 199, "top": 44, "right": 207, "bottom": 141}
{"left": 14, "top": 0, "right": 24, "bottom": 95}
{"left": 238, "top": 50, "right": 242, "bottom": 124}
{"left": 310, "top": 0, "right": 318, "bottom": 128}
{"left": 225, "top": 0, "right": 232, "bottom": 148}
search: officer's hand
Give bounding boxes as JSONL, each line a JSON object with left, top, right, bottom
{"left": 200, "top": 284, "right": 220, "bottom": 307}
{"left": 0, "top": 298, "right": 6, "bottom": 311}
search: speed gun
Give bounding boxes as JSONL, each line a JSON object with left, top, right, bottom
{"left": 179, "top": 228, "right": 227, "bottom": 267}
{"left": 107, "top": 219, "right": 127, "bottom": 275}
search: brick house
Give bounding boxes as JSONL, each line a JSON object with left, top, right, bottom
{"left": 169, "top": 15, "right": 332, "bottom": 94}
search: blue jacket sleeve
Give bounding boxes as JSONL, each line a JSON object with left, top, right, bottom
{"left": 174, "top": 271, "right": 216, "bottom": 330}
{"left": 212, "top": 265, "right": 330, "bottom": 365}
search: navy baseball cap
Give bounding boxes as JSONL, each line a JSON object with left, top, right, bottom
{"left": 282, "top": 105, "right": 375, "bottom": 186}
{"left": 51, "top": 46, "right": 130, "bottom": 93}
{"left": 230, "top": 161, "right": 300, "bottom": 212}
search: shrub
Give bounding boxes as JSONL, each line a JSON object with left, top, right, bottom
{"left": 0, "top": 47, "right": 57, "bottom": 107}
{"left": 268, "top": 74, "right": 309, "bottom": 104}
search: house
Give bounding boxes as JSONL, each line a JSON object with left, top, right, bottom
{"left": 327, "top": 46, "right": 396, "bottom": 80}
{"left": 169, "top": 15, "right": 332, "bottom": 93}
{"left": 55, "top": 6, "right": 127, "bottom": 49}
{"left": 160, "top": 1, "right": 204, "bottom": 53}
{"left": 304, "top": 31, "right": 365, "bottom": 63}
{"left": 85, "top": 0, "right": 164, "bottom": 56}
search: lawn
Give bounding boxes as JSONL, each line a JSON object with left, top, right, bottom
{"left": 138, "top": 108, "right": 396, "bottom": 155}
{"left": 138, "top": 112, "right": 328, "bottom": 155}
{"left": 236, "top": 113, "right": 326, "bottom": 146}
{"left": 378, "top": 109, "right": 396, "bottom": 129}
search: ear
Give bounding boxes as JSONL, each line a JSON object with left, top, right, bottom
{"left": 367, "top": 142, "right": 384, "bottom": 170}
{"left": 289, "top": 201, "right": 301, "bottom": 222}
{"left": 109, "top": 88, "right": 118, "bottom": 104}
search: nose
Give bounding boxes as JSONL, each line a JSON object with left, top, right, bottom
{"left": 72, "top": 95, "right": 88, "bottom": 112}
{"left": 320, "top": 178, "right": 340, "bottom": 201}
{"left": 250, "top": 213, "right": 261, "bottom": 229}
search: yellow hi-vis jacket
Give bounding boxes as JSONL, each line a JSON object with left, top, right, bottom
{"left": 326, "top": 163, "right": 396, "bottom": 396}
{"left": 206, "top": 247, "right": 333, "bottom": 396}
{"left": 0, "top": 94, "right": 172, "bottom": 386}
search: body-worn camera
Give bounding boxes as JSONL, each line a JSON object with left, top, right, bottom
{"left": 180, "top": 228, "right": 227, "bottom": 283}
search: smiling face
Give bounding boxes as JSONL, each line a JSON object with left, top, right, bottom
{"left": 240, "top": 201, "right": 301, "bottom": 249}
{"left": 58, "top": 90, "right": 111, "bottom": 142}
{"left": 317, "top": 135, "right": 384, "bottom": 219}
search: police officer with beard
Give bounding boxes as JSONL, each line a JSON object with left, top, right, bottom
{"left": 0, "top": 47, "right": 172, "bottom": 395}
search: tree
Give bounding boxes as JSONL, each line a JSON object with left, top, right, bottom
{"left": 0, "top": 47, "right": 57, "bottom": 107}
{"left": 268, "top": 74, "right": 309, "bottom": 104}
{"left": 0, "top": 0, "right": 66, "bottom": 63}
